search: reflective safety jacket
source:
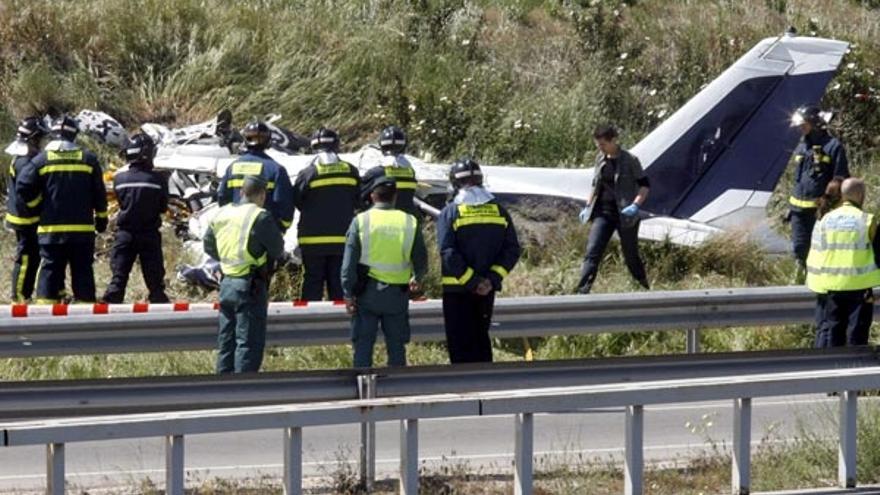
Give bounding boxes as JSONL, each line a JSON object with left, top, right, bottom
{"left": 5, "top": 152, "right": 40, "bottom": 231}
{"left": 789, "top": 133, "right": 849, "bottom": 212}
{"left": 16, "top": 142, "right": 107, "bottom": 244}
{"left": 437, "top": 196, "right": 521, "bottom": 293}
{"left": 113, "top": 165, "right": 168, "bottom": 232}
{"left": 356, "top": 207, "right": 417, "bottom": 284}
{"left": 806, "top": 203, "right": 880, "bottom": 293}
{"left": 293, "top": 157, "right": 360, "bottom": 256}
{"left": 366, "top": 156, "right": 419, "bottom": 217}
{"left": 205, "top": 203, "right": 284, "bottom": 278}
{"left": 217, "top": 151, "right": 295, "bottom": 231}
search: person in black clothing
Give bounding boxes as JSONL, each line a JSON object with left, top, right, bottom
{"left": 437, "top": 158, "right": 521, "bottom": 363}
{"left": 576, "top": 125, "right": 650, "bottom": 294}
{"left": 293, "top": 127, "right": 360, "bottom": 300}
{"left": 16, "top": 115, "right": 108, "bottom": 303}
{"left": 4, "top": 117, "right": 48, "bottom": 302}
{"left": 101, "top": 133, "right": 170, "bottom": 303}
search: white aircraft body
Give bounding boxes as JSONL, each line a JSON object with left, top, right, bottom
{"left": 73, "top": 33, "right": 847, "bottom": 277}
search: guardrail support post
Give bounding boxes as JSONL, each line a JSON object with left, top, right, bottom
{"left": 686, "top": 329, "right": 701, "bottom": 353}
{"left": 625, "top": 405, "right": 644, "bottom": 495}
{"left": 358, "top": 374, "right": 378, "bottom": 490}
{"left": 515, "top": 413, "right": 534, "bottom": 495}
{"left": 284, "top": 427, "right": 303, "bottom": 495}
{"left": 166, "top": 434, "right": 185, "bottom": 495}
{"left": 400, "top": 418, "right": 419, "bottom": 495}
{"left": 838, "top": 390, "right": 857, "bottom": 488}
{"left": 732, "top": 398, "right": 751, "bottom": 495}
{"left": 46, "top": 442, "right": 64, "bottom": 495}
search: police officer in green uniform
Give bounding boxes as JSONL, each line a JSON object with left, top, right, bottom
{"left": 789, "top": 106, "right": 849, "bottom": 281}
{"left": 204, "top": 176, "right": 284, "bottom": 373}
{"left": 341, "top": 175, "right": 428, "bottom": 367}
{"left": 806, "top": 178, "right": 880, "bottom": 348}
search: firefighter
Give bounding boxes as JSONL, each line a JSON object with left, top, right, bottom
{"left": 293, "top": 127, "right": 360, "bottom": 300}
{"left": 101, "top": 133, "right": 171, "bottom": 303}
{"left": 5, "top": 116, "right": 48, "bottom": 302}
{"left": 788, "top": 105, "right": 849, "bottom": 282}
{"left": 437, "top": 158, "right": 521, "bottom": 363}
{"left": 806, "top": 178, "right": 880, "bottom": 347}
{"left": 16, "top": 115, "right": 107, "bottom": 303}
{"left": 361, "top": 126, "right": 420, "bottom": 217}
{"left": 205, "top": 175, "right": 284, "bottom": 373}
{"left": 217, "top": 121, "right": 294, "bottom": 231}
{"left": 341, "top": 175, "right": 428, "bottom": 367}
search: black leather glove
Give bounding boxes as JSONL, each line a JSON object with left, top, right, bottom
{"left": 95, "top": 217, "right": 108, "bottom": 234}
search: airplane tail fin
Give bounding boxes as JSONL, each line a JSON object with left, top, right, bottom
{"left": 635, "top": 34, "right": 848, "bottom": 228}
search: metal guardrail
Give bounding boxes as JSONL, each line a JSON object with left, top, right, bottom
{"left": 3, "top": 364, "right": 879, "bottom": 495}
{"left": 0, "top": 285, "right": 847, "bottom": 358}
{"left": 1, "top": 347, "right": 877, "bottom": 419}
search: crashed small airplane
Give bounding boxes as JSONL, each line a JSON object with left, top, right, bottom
{"left": 71, "top": 32, "right": 848, "bottom": 286}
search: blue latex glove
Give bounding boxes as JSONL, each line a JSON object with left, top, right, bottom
{"left": 621, "top": 203, "right": 640, "bottom": 217}
{"left": 578, "top": 205, "right": 592, "bottom": 224}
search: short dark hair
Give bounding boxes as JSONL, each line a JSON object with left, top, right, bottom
{"left": 241, "top": 175, "right": 267, "bottom": 201}
{"left": 372, "top": 184, "right": 396, "bottom": 203}
{"left": 593, "top": 125, "right": 618, "bottom": 141}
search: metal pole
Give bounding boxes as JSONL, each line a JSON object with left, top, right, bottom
{"left": 283, "top": 427, "right": 303, "bottom": 495}
{"left": 732, "top": 398, "right": 752, "bottom": 495}
{"left": 686, "top": 328, "right": 701, "bottom": 353}
{"left": 514, "top": 413, "right": 534, "bottom": 495}
{"left": 358, "top": 374, "right": 378, "bottom": 490}
{"left": 838, "top": 390, "right": 857, "bottom": 488}
{"left": 46, "top": 442, "right": 64, "bottom": 495}
{"left": 400, "top": 418, "right": 419, "bottom": 495}
{"left": 165, "top": 434, "right": 185, "bottom": 495}
{"left": 625, "top": 405, "right": 644, "bottom": 495}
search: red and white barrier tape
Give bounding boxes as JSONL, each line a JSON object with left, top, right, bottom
{"left": 1, "top": 298, "right": 428, "bottom": 318}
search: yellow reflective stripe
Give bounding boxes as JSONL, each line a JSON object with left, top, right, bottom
{"left": 298, "top": 235, "right": 346, "bottom": 245}
{"left": 395, "top": 181, "right": 418, "bottom": 190}
{"left": 789, "top": 196, "right": 818, "bottom": 208}
{"left": 316, "top": 162, "right": 351, "bottom": 175}
{"left": 280, "top": 219, "right": 292, "bottom": 228}
{"left": 231, "top": 162, "right": 263, "bottom": 175}
{"left": 15, "top": 254, "right": 28, "bottom": 301}
{"left": 35, "top": 298, "right": 60, "bottom": 304}
{"left": 227, "top": 179, "right": 275, "bottom": 189}
{"left": 453, "top": 216, "right": 509, "bottom": 230}
{"left": 5, "top": 213, "right": 39, "bottom": 225}
{"left": 47, "top": 150, "right": 83, "bottom": 161}
{"left": 490, "top": 264, "right": 509, "bottom": 279}
{"left": 95, "top": 211, "right": 109, "bottom": 219}
{"left": 442, "top": 267, "right": 475, "bottom": 286}
{"left": 37, "top": 224, "right": 95, "bottom": 233}
{"left": 26, "top": 194, "right": 42, "bottom": 208}
{"left": 39, "top": 164, "right": 93, "bottom": 175}
{"left": 820, "top": 154, "right": 832, "bottom": 163}
{"left": 309, "top": 177, "right": 358, "bottom": 188}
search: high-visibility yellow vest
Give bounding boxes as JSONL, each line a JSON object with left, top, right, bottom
{"left": 211, "top": 203, "right": 267, "bottom": 277}
{"left": 357, "top": 208, "right": 416, "bottom": 284}
{"left": 806, "top": 203, "right": 880, "bottom": 293}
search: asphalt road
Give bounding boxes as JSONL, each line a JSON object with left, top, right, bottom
{"left": 0, "top": 395, "right": 856, "bottom": 492}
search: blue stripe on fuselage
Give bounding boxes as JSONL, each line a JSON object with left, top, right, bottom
{"left": 642, "top": 70, "right": 837, "bottom": 218}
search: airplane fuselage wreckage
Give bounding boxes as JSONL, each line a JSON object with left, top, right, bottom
{"left": 67, "top": 33, "right": 847, "bottom": 289}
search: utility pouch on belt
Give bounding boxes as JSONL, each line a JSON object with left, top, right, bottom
{"left": 354, "top": 264, "right": 370, "bottom": 296}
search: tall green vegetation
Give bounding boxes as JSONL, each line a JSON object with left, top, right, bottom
{"left": 0, "top": 0, "right": 876, "bottom": 168}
